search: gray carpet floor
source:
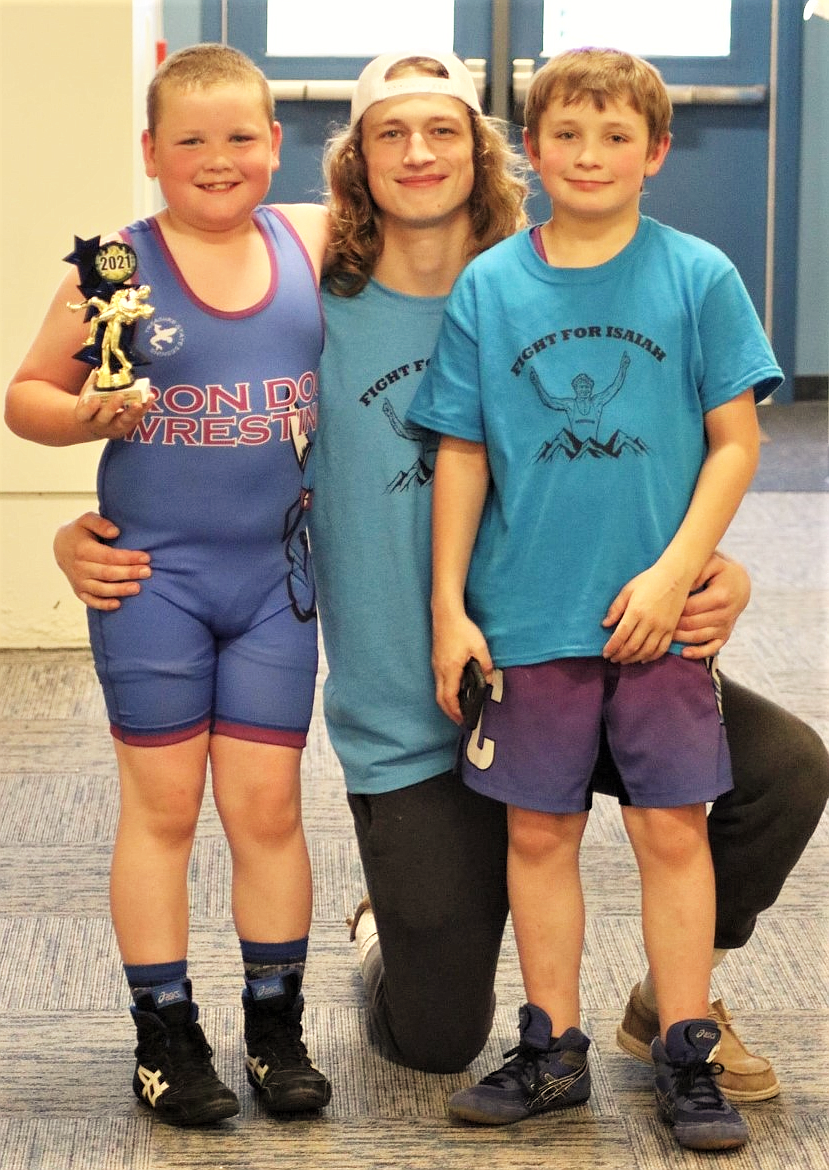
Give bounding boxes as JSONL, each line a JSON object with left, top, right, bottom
{"left": 754, "top": 401, "right": 828, "bottom": 492}
{"left": 1, "top": 453, "right": 827, "bottom": 1166}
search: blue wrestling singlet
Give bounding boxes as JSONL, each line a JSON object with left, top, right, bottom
{"left": 87, "top": 207, "right": 322, "bottom": 746}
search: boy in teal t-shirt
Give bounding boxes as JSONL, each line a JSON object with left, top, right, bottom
{"left": 408, "top": 47, "right": 781, "bottom": 1152}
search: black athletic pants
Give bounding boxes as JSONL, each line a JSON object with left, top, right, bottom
{"left": 347, "top": 676, "right": 829, "bottom": 1073}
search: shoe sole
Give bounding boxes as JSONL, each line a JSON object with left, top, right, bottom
{"left": 250, "top": 1082, "right": 333, "bottom": 1114}
{"left": 616, "top": 1025, "right": 781, "bottom": 1103}
{"left": 676, "top": 1136, "right": 749, "bottom": 1151}
{"left": 136, "top": 1095, "right": 240, "bottom": 1127}
{"left": 448, "top": 1090, "right": 590, "bottom": 1127}
{"left": 448, "top": 1104, "right": 523, "bottom": 1125}
{"left": 660, "top": 1114, "right": 749, "bottom": 1151}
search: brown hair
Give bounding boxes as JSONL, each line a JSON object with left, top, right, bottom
{"left": 524, "top": 47, "right": 672, "bottom": 153}
{"left": 323, "top": 56, "right": 528, "bottom": 297}
{"left": 146, "top": 43, "right": 274, "bottom": 135}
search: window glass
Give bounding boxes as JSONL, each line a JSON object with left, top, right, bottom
{"left": 266, "top": 1, "right": 454, "bottom": 57}
{"left": 542, "top": 0, "right": 732, "bottom": 58}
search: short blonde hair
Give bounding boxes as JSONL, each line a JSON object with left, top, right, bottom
{"left": 525, "top": 47, "right": 672, "bottom": 153}
{"left": 146, "top": 43, "right": 274, "bottom": 134}
{"left": 323, "top": 56, "right": 528, "bottom": 297}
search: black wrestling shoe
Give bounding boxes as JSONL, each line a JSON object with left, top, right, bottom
{"left": 243, "top": 980, "right": 332, "bottom": 1114}
{"left": 131, "top": 998, "right": 239, "bottom": 1126}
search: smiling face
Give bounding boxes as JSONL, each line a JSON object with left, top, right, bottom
{"left": 359, "top": 92, "right": 476, "bottom": 232}
{"left": 141, "top": 80, "right": 281, "bottom": 236}
{"left": 523, "top": 95, "right": 670, "bottom": 230}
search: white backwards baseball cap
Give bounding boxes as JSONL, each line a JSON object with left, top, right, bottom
{"left": 350, "top": 51, "right": 482, "bottom": 126}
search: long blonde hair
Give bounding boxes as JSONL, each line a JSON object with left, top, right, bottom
{"left": 323, "top": 57, "right": 528, "bottom": 297}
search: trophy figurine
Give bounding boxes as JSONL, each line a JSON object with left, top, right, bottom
{"left": 65, "top": 236, "right": 155, "bottom": 405}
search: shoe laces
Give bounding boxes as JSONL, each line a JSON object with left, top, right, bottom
{"left": 250, "top": 1009, "right": 313, "bottom": 1068}
{"left": 672, "top": 1058, "right": 727, "bottom": 1111}
{"left": 165, "top": 1020, "right": 216, "bottom": 1074}
{"left": 481, "top": 1041, "right": 550, "bottom": 1091}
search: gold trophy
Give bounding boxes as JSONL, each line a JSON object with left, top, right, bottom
{"left": 65, "top": 236, "right": 155, "bottom": 405}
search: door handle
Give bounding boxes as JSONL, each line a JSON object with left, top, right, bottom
{"left": 512, "top": 58, "right": 536, "bottom": 109}
{"left": 666, "top": 84, "right": 767, "bottom": 105}
{"left": 268, "top": 79, "right": 354, "bottom": 102}
{"left": 510, "top": 60, "right": 767, "bottom": 120}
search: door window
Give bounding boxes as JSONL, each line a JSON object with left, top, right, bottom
{"left": 265, "top": 2, "right": 454, "bottom": 57}
{"left": 542, "top": 0, "right": 732, "bottom": 58}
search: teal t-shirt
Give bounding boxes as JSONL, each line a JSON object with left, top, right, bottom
{"left": 306, "top": 280, "right": 457, "bottom": 794}
{"left": 408, "top": 218, "right": 783, "bottom": 666}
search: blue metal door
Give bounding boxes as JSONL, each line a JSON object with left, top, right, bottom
{"left": 204, "top": 0, "right": 799, "bottom": 393}
{"left": 202, "top": 2, "right": 492, "bottom": 210}
{"left": 510, "top": 0, "right": 801, "bottom": 394}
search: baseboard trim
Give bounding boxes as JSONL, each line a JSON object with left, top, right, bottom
{"left": 794, "top": 375, "right": 828, "bottom": 401}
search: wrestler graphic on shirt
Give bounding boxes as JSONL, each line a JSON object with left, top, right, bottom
{"left": 382, "top": 398, "right": 439, "bottom": 491}
{"left": 531, "top": 350, "right": 648, "bottom": 462}
{"left": 531, "top": 349, "right": 630, "bottom": 441}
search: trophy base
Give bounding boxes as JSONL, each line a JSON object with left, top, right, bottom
{"left": 84, "top": 377, "right": 153, "bottom": 407}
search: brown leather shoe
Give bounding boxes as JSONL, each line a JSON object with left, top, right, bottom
{"left": 616, "top": 982, "right": 781, "bottom": 1102}
{"left": 346, "top": 894, "right": 372, "bottom": 942}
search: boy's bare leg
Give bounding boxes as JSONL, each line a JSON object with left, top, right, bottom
{"left": 110, "top": 734, "right": 209, "bottom": 962}
{"left": 210, "top": 738, "right": 311, "bottom": 942}
{"left": 507, "top": 806, "right": 590, "bottom": 1034}
{"left": 211, "top": 736, "right": 330, "bottom": 1115}
{"left": 617, "top": 678, "right": 828, "bottom": 1099}
{"left": 622, "top": 804, "right": 713, "bottom": 1032}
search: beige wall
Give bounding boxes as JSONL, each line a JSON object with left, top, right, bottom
{"left": 1, "top": 0, "right": 161, "bottom": 646}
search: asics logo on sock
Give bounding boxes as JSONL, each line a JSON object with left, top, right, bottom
{"left": 156, "top": 989, "right": 185, "bottom": 1006}
{"left": 253, "top": 977, "right": 285, "bottom": 999}
{"left": 137, "top": 1064, "right": 170, "bottom": 1106}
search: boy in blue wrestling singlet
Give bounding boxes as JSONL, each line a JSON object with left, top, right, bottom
{"left": 6, "top": 43, "right": 331, "bottom": 1126}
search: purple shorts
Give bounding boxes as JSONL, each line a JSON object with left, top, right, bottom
{"left": 460, "top": 655, "right": 732, "bottom": 813}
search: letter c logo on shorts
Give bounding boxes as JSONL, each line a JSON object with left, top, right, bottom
{"left": 465, "top": 668, "right": 503, "bottom": 771}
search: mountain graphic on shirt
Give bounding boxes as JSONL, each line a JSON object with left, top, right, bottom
{"left": 535, "top": 428, "right": 650, "bottom": 463}
{"left": 386, "top": 460, "right": 434, "bottom": 492}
